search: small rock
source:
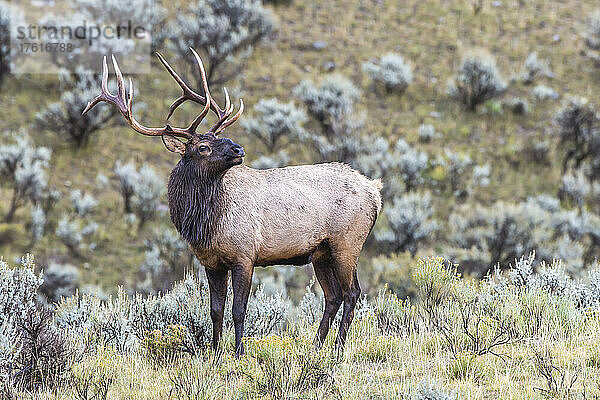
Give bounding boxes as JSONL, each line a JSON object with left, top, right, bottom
{"left": 312, "top": 41, "right": 327, "bottom": 50}
{"left": 303, "top": 65, "right": 312, "bottom": 72}
{"left": 429, "top": 111, "right": 442, "bottom": 118}
{"left": 552, "top": 34, "right": 561, "bottom": 42}
{"left": 64, "top": 180, "right": 72, "bottom": 187}
{"left": 323, "top": 61, "right": 336, "bottom": 72}
{"left": 492, "top": 1, "right": 503, "bottom": 6}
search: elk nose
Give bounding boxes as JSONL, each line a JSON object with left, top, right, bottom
{"left": 231, "top": 145, "right": 245, "bottom": 157}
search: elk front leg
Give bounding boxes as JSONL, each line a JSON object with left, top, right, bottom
{"left": 206, "top": 267, "right": 228, "bottom": 352}
{"left": 231, "top": 262, "right": 254, "bottom": 357}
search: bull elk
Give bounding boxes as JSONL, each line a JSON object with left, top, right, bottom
{"left": 83, "top": 49, "right": 382, "bottom": 356}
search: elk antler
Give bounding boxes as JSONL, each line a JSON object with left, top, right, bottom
{"left": 156, "top": 48, "right": 244, "bottom": 135}
{"left": 82, "top": 48, "right": 244, "bottom": 138}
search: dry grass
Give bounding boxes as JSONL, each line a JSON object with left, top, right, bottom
{"left": 20, "top": 313, "right": 600, "bottom": 399}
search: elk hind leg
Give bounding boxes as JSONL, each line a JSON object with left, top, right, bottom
{"left": 312, "top": 246, "right": 343, "bottom": 349}
{"left": 329, "top": 243, "right": 363, "bottom": 353}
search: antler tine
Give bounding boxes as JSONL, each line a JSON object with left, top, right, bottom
{"left": 83, "top": 56, "right": 125, "bottom": 115}
{"left": 156, "top": 50, "right": 212, "bottom": 120}
{"left": 101, "top": 55, "right": 109, "bottom": 93}
{"left": 214, "top": 99, "right": 244, "bottom": 135}
{"left": 82, "top": 54, "right": 192, "bottom": 139}
{"left": 83, "top": 51, "right": 243, "bottom": 140}
{"left": 186, "top": 48, "right": 213, "bottom": 133}
{"left": 209, "top": 86, "right": 244, "bottom": 134}
{"left": 112, "top": 54, "right": 127, "bottom": 102}
{"left": 158, "top": 48, "right": 244, "bottom": 135}
{"left": 189, "top": 47, "right": 228, "bottom": 118}
{"left": 223, "top": 87, "right": 231, "bottom": 115}
{"left": 187, "top": 89, "right": 211, "bottom": 133}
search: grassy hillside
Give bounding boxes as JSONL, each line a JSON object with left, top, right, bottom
{"left": 1, "top": 0, "right": 600, "bottom": 297}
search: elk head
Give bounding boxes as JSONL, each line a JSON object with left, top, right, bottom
{"left": 82, "top": 48, "right": 245, "bottom": 175}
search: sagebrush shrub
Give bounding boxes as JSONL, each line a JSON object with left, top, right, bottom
{"left": 470, "top": 163, "right": 491, "bottom": 188}
{"left": 559, "top": 170, "right": 591, "bottom": 210}
{"left": 354, "top": 137, "right": 428, "bottom": 198}
{"left": 585, "top": 10, "right": 600, "bottom": 50}
{"left": 29, "top": 205, "right": 46, "bottom": 245}
{"left": 362, "top": 52, "right": 413, "bottom": 94}
{"left": 374, "top": 287, "right": 416, "bottom": 335}
{"left": 297, "top": 280, "right": 323, "bottom": 328}
{"left": 244, "top": 285, "right": 289, "bottom": 338}
{"left": 113, "top": 160, "right": 138, "bottom": 213}
{"left": 375, "top": 191, "right": 437, "bottom": 256}
{"left": 441, "top": 150, "right": 474, "bottom": 196}
{"left": 294, "top": 75, "right": 361, "bottom": 137}
{"left": 130, "top": 275, "right": 289, "bottom": 355}
{"left": 251, "top": 150, "right": 291, "bottom": 170}
{"left": 55, "top": 288, "right": 133, "bottom": 353}
{"left": 412, "top": 381, "right": 459, "bottom": 400}
{"left": 502, "top": 97, "right": 530, "bottom": 115}
{"left": 448, "top": 195, "right": 600, "bottom": 277}
{"left": 55, "top": 215, "right": 89, "bottom": 257}
{"left": 413, "top": 256, "right": 581, "bottom": 358}
{"left": 36, "top": 71, "right": 116, "bottom": 148}
{"left": 70, "top": 189, "right": 98, "bottom": 217}
{"left": 0, "top": 132, "right": 52, "bottom": 223}
{"left": 131, "top": 165, "right": 165, "bottom": 228}
{"left": 311, "top": 117, "right": 365, "bottom": 164}
{"left": 448, "top": 51, "right": 507, "bottom": 111}
{"left": 139, "top": 227, "right": 193, "bottom": 293}
{"left": 167, "top": 0, "right": 275, "bottom": 86}
{"left": 39, "top": 263, "right": 80, "bottom": 303}
{"left": 521, "top": 52, "right": 553, "bottom": 83}
{"left": 0, "top": 255, "right": 42, "bottom": 383}
{"left": 447, "top": 200, "right": 552, "bottom": 275}
{"left": 555, "top": 97, "right": 600, "bottom": 173}
{"left": 129, "top": 276, "right": 212, "bottom": 355}
{"left": 0, "top": 255, "right": 42, "bottom": 327}
{"left": 114, "top": 161, "right": 165, "bottom": 226}
{"left": 532, "top": 84, "right": 559, "bottom": 101}
{"left": 395, "top": 139, "right": 429, "bottom": 191}
{"left": 241, "top": 98, "right": 307, "bottom": 152}
{"left": 0, "top": 255, "right": 73, "bottom": 391}
{"left": 13, "top": 305, "right": 73, "bottom": 390}
{"left": 417, "top": 124, "right": 437, "bottom": 142}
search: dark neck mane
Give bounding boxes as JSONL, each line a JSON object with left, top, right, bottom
{"left": 168, "top": 158, "right": 224, "bottom": 248}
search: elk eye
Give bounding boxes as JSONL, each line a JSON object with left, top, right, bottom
{"left": 198, "top": 145, "right": 209, "bottom": 152}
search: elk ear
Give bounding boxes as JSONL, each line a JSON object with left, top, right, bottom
{"left": 162, "top": 136, "right": 186, "bottom": 155}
